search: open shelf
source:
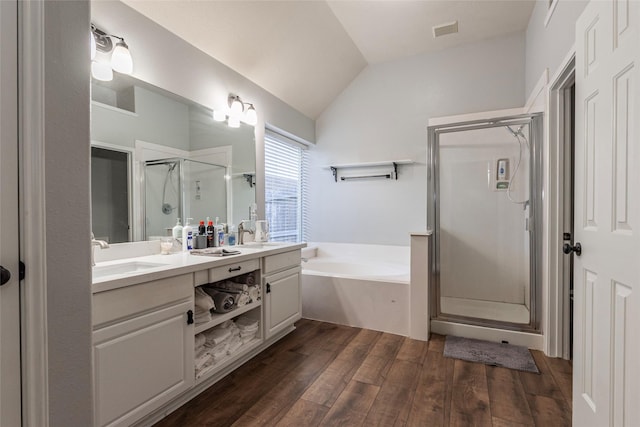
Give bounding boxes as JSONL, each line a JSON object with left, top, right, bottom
{"left": 195, "top": 337, "right": 262, "bottom": 384}
{"left": 194, "top": 301, "right": 262, "bottom": 335}
{"left": 325, "top": 159, "right": 414, "bottom": 182}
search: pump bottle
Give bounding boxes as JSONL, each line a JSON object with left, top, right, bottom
{"left": 182, "top": 218, "right": 194, "bottom": 251}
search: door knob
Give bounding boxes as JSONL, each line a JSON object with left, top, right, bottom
{"left": 563, "top": 242, "right": 582, "bottom": 256}
{"left": 0, "top": 266, "right": 11, "bottom": 286}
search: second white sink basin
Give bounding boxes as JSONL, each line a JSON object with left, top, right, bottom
{"left": 92, "top": 261, "right": 168, "bottom": 279}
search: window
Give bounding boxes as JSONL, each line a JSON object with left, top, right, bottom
{"left": 264, "top": 130, "right": 309, "bottom": 242}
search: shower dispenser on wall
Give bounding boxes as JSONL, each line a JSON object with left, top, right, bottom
{"left": 488, "top": 157, "right": 512, "bottom": 191}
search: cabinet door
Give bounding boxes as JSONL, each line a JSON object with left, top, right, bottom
{"left": 93, "top": 300, "right": 194, "bottom": 427}
{"left": 264, "top": 267, "right": 301, "bottom": 338}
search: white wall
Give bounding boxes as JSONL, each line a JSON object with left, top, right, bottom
{"left": 43, "top": 1, "right": 93, "bottom": 425}
{"left": 310, "top": 33, "right": 526, "bottom": 246}
{"left": 525, "top": 0, "right": 587, "bottom": 95}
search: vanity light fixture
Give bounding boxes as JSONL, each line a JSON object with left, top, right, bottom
{"left": 212, "top": 94, "right": 258, "bottom": 127}
{"left": 90, "top": 23, "right": 133, "bottom": 81}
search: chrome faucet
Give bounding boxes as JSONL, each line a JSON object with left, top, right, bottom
{"left": 91, "top": 232, "right": 110, "bottom": 266}
{"left": 237, "top": 220, "right": 254, "bottom": 245}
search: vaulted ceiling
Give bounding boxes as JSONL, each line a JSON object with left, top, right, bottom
{"left": 122, "top": 0, "right": 535, "bottom": 120}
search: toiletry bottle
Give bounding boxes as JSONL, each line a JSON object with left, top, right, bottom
{"left": 198, "top": 220, "right": 206, "bottom": 236}
{"left": 172, "top": 218, "right": 183, "bottom": 239}
{"left": 228, "top": 225, "right": 236, "bottom": 246}
{"left": 182, "top": 218, "right": 194, "bottom": 251}
{"left": 206, "top": 220, "right": 214, "bottom": 248}
{"left": 218, "top": 224, "right": 225, "bottom": 247}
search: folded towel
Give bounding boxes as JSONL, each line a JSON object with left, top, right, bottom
{"left": 231, "top": 273, "right": 255, "bottom": 285}
{"left": 195, "top": 333, "right": 206, "bottom": 348}
{"left": 211, "top": 292, "right": 236, "bottom": 313}
{"left": 205, "top": 327, "right": 231, "bottom": 345}
{"left": 195, "top": 287, "right": 215, "bottom": 311}
{"left": 236, "top": 315, "right": 259, "bottom": 330}
{"left": 227, "top": 336, "right": 243, "bottom": 355}
{"left": 195, "top": 311, "right": 211, "bottom": 325}
{"left": 214, "top": 281, "right": 249, "bottom": 293}
{"left": 248, "top": 285, "right": 260, "bottom": 302}
{"left": 236, "top": 292, "right": 251, "bottom": 307}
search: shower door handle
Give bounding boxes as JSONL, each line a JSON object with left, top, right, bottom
{"left": 563, "top": 242, "right": 582, "bottom": 256}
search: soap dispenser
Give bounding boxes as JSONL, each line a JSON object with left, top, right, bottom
{"left": 172, "top": 218, "right": 183, "bottom": 239}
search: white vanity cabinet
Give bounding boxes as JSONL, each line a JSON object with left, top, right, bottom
{"left": 91, "top": 243, "right": 305, "bottom": 427}
{"left": 92, "top": 274, "right": 194, "bottom": 427}
{"left": 262, "top": 250, "right": 302, "bottom": 338}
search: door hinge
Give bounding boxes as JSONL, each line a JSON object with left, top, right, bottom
{"left": 186, "top": 309, "right": 194, "bottom": 325}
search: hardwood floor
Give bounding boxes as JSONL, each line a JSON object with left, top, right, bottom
{"left": 154, "top": 319, "right": 572, "bottom": 427}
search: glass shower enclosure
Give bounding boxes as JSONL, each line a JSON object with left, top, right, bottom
{"left": 143, "top": 158, "right": 228, "bottom": 239}
{"left": 427, "top": 114, "right": 543, "bottom": 332}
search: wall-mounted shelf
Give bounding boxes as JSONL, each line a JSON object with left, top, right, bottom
{"left": 327, "top": 160, "right": 413, "bottom": 182}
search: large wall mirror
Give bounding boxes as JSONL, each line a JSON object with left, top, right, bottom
{"left": 90, "top": 74, "right": 256, "bottom": 243}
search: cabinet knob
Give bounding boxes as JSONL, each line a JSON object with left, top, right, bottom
{"left": 0, "top": 266, "right": 10, "bottom": 286}
{"left": 186, "top": 310, "right": 194, "bottom": 325}
{"left": 266, "top": 283, "right": 271, "bottom": 293}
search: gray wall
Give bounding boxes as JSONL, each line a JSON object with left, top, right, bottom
{"left": 44, "top": 1, "right": 93, "bottom": 426}
{"left": 310, "top": 33, "right": 526, "bottom": 246}
{"left": 525, "top": 0, "right": 587, "bottom": 95}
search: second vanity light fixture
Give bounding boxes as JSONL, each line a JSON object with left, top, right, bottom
{"left": 213, "top": 95, "right": 258, "bottom": 127}
{"left": 90, "top": 23, "right": 133, "bottom": 82}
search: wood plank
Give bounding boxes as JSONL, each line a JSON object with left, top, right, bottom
{"left": 407, "top": 351, "right": 448, "bottom": 426}
{"left": 318, "top": 380, "right": 380, "bottom": 427}
{"left": 526, "top": 394, "right": 571, "bottom": 427}
{"left": 449, "top": 360, "right": 492, "bottom": 427}
{"left": 237, "top": 349, "right": 337, "bottom": 425}
{"left": 301, "top": 328, "right": 380, "bottom": 407}
{"left": 396, "top": 337, "right": 428, "bottom": 364}
{"left": 519, "top": 351, "right": 565, "bottom": 401}
{"left": 351, "top": 333, "right": 404, "bottom": 386}
{"left": 428, "top": 333, "right": 446, "bottom": 352}
{"left": 362, "top": 360, "right": 421, "bottom": 426}
{"left": 544, "top": 357, "right": 573, "bottom": 407}
{"left": 274, "top": 399, "right": 329, "bottom": 427}
{"left": 491, "top": 416, "right": 533, "bottom": 427}
{"left": 486, "top": 366, "right": 534, "bottom": 426}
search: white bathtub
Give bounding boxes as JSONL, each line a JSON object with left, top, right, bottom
{"left": 301, "top": 242, "right": 410, "bottom": 336}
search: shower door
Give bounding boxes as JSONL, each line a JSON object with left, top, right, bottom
{"left": 428, "top": 114, "right": 542, "bottom": 331}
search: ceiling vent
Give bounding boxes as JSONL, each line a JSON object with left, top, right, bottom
{"left": 433, "top": 21, "right": 459, "bottom": 38}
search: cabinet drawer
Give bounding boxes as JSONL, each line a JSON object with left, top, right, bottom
{"left": 208, "top": 259, "right": 259, "bottom": 282}
{"left": 93, "top": 274, "right": 193, "bottom": 328}
{"left": 263, "top": 250, "right": 301, "bottom": 275}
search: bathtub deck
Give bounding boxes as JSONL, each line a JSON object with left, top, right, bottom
{"left": 153, "top": 318, "right": 572, "bottom": 427}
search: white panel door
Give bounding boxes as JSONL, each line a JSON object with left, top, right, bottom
{"left": 0, "top": 1, "right": 22, "bottom": 425}
{"left": 574, "top": 1, "right": 640, "bottom": 426}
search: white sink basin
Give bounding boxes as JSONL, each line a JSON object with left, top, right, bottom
{"left": 92, "top": 261, "right": 168, "bottom": 279}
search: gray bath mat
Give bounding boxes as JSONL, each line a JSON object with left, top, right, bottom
{"left": 444, "top": 335, "right": 539, "bottom": 373}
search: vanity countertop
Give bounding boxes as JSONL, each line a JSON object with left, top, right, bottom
{"left": 92, "top": 243, "right": 306, "bottom": 293}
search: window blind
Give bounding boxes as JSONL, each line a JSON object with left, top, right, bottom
{"left": 264, "top": 131, "right": 309, "bottom": 242}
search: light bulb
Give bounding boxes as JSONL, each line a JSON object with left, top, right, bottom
{"left": 90, "top": 31, "right": 96, "bottom": 60}
{"left": 244, "top": 104, "right": 257, "bottom": 126}
{"left": 213, "top": 110, "right": 226, "bottom": 122}
{"left": 91, "top": 60, "right": 113, "bottom": 81}
{"left": 228, "top": 116, "right": 240, "bottom": 128}
{"left": 230, "top": 97, "right": 243, "bottom": 116}
{"left": 111, "top": 40, "right": 133, "bottom": 74}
